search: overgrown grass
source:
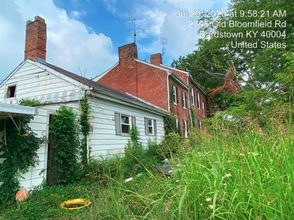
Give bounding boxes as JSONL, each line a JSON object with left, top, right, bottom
{"left": 169, "top": 129, "right": 294, "bottom": 219}
{"left": 0, "top": 128, "right": 293, "bottom": 219}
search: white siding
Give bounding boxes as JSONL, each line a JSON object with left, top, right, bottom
{"left": 0, "top": 61, "right": 84, "bottom": 104}
{"left": 0, "top": 60, "right": 165, "bottom": 190}
{"left": 20, "top": 108, "right": 49, "bottom": 189}
{"left": 19, "top": 102, "right": 81, "bottom": 190}
{"left": 88, "top": 97, "right": 164, "bottom": 157}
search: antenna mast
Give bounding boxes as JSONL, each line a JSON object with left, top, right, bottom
{"left": 126, "top": 12, "right": 146, "bottom": 43}
{"left": 161, "top": 37, "right": 167, "bottom": 56}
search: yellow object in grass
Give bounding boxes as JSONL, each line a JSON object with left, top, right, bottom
{"left": 60, "top": 199, "right": 91, "bottom": 210}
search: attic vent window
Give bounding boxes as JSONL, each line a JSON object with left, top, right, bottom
{"left": 7, "top": 85, "right": 16, "bottom": 98}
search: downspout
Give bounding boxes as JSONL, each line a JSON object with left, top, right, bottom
{"left": 167, "top": 74, "right": 170, "bottom": 112}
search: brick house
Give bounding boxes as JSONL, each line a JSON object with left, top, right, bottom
{"left": 93, "top": 43, "right": 207, "bottom": 137}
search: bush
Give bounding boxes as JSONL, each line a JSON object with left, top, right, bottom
{"left": 157, "top": 132, "right": 183, "bottom": 158}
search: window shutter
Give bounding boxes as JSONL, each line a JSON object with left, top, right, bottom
{"left": 144, "top": 117, "right": 148, "bottom": 134}
{"left": 181, "top": 92, "right": 184, "bottom": 107}
{"left": 131, "top": 116, "right": 136, "bottom": 127}
{"left": 154, "top": 120, "right": 157, "bottom": 135}
{"left": 115, "top": 112, "right": 121, "bottom": 135}
{"left": 176, "top": 87, "right": 178, "bottom": 104}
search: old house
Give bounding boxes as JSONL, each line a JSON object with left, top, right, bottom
{"left": 0, "top": 16, "right": 165, "bottom": 189}
{"left": 94, "top": 43, "right": 207, "bottom": 137}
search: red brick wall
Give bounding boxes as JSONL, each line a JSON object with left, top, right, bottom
{"left": 24, "top": 16, "right": 47, "bottom": 60}
{"left": 190, "top": 85, "right": 207, "bottom": 128}
{"left": 169, "top": 78, "right": 190, "bottom": 136}
{"left": 98, "top": 50, "right": 169, "bottom": 110}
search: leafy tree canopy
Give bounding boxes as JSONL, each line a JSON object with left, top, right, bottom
{"left": 172, "top": 0, "right": 294, "bottom": 93}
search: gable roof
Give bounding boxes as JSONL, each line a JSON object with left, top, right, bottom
{"left": 160, "top": 64, "right": 206, "bottom": 95}
{"left": 1, "top": 58, "right": 165, "bottom": 116}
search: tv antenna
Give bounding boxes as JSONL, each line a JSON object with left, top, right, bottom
{"left": 126, "top": 12, "right": 147, "bottom": 43}
{"left": 161, "top": 37, "right": 167, "bottom": 56}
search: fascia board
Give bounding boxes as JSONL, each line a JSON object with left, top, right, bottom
{"left": 134, "top": 59, "right": 172, "bottom": 74}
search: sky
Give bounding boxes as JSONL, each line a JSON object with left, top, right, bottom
{"left": 0, "top": 0, "right": 229, "bottom": 82}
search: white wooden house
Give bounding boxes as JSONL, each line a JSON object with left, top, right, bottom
{"left": 0, "top": 57, "right": 165, "bottom": 189}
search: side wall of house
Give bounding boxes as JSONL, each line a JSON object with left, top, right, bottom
{"left": 88, "top": 96, "right": 164, "bottom": 157}
{"left": 0, "top": 61, "right": 84, "bottom": 105}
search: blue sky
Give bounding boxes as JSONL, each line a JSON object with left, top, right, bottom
{"left": 0, "top": 0, "right": 229, "bottom": 82}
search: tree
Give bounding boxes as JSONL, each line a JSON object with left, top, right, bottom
{"left": 172, "top": 0, "right": 294, "bottom": 122}
{"left": 172, "top": 0, "right": 293, "bottom": 92}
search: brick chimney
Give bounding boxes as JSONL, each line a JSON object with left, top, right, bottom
{"left": 150, "top": 53, "right": 162, "bottom": 66}
{"left": 118, "top": 43, "right": 138, "bottom": 61}
{"left": 24, "top": 16, "right": 47, "bottom": 60}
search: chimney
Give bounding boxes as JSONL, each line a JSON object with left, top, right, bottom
{"left": 24, "top": 16, "right": 47, "bottom": 60}
{"left": 118, "top": 43, "right": 138, "bottom": 61}
{"left": 150, "top": 53, "right": 162, "bottom": 66}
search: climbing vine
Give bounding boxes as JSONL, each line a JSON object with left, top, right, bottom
{"left": 50, "top": 106, "right": 80, "bottom": 184}
{"left": 190, "top": 108, "right": 196, "bottom": 128}
{"left": 79, "top": 95, "right": 91, "bottom": 166}
{"left": 164, "top": 114, "right": 180, "bottom": 135}
{"left": 0, "top": 116, "right": 44, "bottom": 204}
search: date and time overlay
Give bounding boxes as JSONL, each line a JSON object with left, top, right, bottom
{"left": 177, "top": 9, "right": 289, "bottom": 49}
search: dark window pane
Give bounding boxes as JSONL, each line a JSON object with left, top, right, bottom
{"left": 122, "top": 124, "right": 130, "bottom": 133}
{"left": 149, "top": 127, "right": 153, "bottom": 134}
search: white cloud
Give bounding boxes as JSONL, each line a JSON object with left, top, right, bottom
{"left": 0, "top": 0, "right": 117, "bottom": 81}
{"left": 102, "top": 0, "right": 117, "bottom": 14}
{"left": 70, "top": 10, "right": 86, "bottom": 19}
{"left": 130, "top": 0, "right": 226, "bottom": 65}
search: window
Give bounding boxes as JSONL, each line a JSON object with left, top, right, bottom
{"left": 197, "top": 91, "right": 200, "bottom": 109}
{"left": 175, "top": 118, "right": 179, "bottom": 130}
{"left": 191, "top": 88, "right": 195, "bottom": 106}
{"left": 115, "top": 112, "right": 136, "bottom": 135}
{"left": 182, "top": 119, "right": 188, "bottom": 138}
{"left": 202, "top": 101, "right": 205, "bottom": 117}
{"left": 181, "top": 91, "right": 186, "bottom": 109}
{"left": 121, "top": 115, "right": 130, "bottom": 133}
{"left": 144, "top": 118, "right": 157, "bottom": 135}
{"left": 7, "top": 85, "right": 16, "bottom": 98}
{"left": 172, "top": 85, "right": 178, "bottom": 104}
{"left": 198, "top": 121, "right": 202, "bottom": 130}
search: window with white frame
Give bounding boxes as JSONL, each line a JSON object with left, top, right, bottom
{"left": 202, "top": 101, "right": 205, "bottom": 117}
{"left": 197, "top": 91, "right": 200, "bottom": 109}
{"left": 6, "top": 85, "right": 16, "bottom": 98}
{"left": 175, "top": 118, "right": 179, "bottom": 130}
{"left": 115, "top": 112, "right": 136, "bottom": 135}
{"left": 172, "top": 85, "right": 178, "bottom": 104}
{"left": 191, "top": 88, "right": 195, "bottom": 106}
{"left": 181, "top": 91, "right": 186, "bottom": 109}
{"left": 182, "top": 119, "right": 188, "bottom": 138}
{"left": 144, "top": 118, "right": 157, "bottom": 135}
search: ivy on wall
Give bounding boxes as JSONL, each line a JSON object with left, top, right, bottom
{"left": 0, "top": 116, "right": 44, "bottom": 204}
{"left": 79, "top": 95, "right": 92, "bottom": 167}
{"left": 190, "top": 108, "right": 196, "bottom": 128}
{"left": 50, "top": 106, "right": 80, "bottom": 184}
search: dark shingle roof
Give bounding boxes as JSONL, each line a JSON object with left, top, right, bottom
{"left": 35, "top": 58, "right": 164, "bottom": 113}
